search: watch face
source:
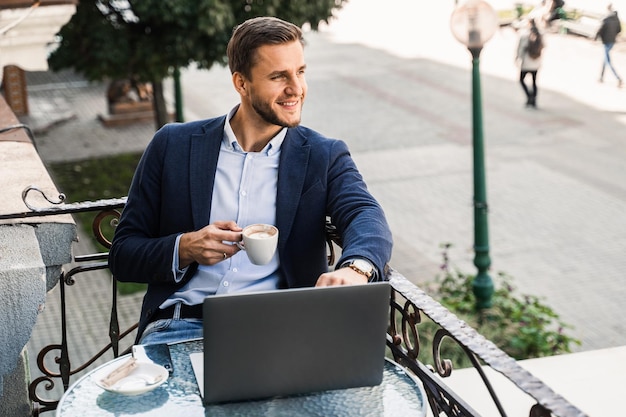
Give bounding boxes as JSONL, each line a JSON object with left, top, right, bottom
{"left": 353, "top": 259, "right": 373, "bottom": 275}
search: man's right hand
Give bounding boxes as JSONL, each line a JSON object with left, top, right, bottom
{"left": 178, "top": 220, "right": 243, "bottom": 268}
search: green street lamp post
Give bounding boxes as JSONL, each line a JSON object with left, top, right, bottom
{"left": 450, "top": 0, "right": 498, "bottom": 309}
{"left": 173, "top": 67, "right": 184, "bottom": 123}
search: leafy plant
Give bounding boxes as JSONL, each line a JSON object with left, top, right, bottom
{"left": 417, "top": 243, "right": 580, "bottom": 368}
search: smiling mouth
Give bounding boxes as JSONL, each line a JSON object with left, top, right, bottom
{"left": 278, "top": 100, "right": 299, "bottom": 107}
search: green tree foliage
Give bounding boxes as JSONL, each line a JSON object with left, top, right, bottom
{"left": 49, "top": 0, "right": 347, "bottom": 128}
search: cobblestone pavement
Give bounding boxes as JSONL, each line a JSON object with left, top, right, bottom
{"left": 23, "top": 1, "right": 626, "bottom": 408}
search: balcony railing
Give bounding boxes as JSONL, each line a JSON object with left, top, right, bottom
{"left": 3, "top": 186, "right": 587, "bottom": 417}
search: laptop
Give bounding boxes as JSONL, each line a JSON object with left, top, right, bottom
{"left": 190, "top": 282, "right": 390, "bottom": 404}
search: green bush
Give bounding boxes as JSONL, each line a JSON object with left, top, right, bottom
{"left": 417, "top": 244, "right": 580, "bottom": 368}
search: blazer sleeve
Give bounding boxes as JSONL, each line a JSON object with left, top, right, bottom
{"left": 109, "top": 125, "right": 192, "bottom": 285}
{"left": 325, "top": 140, "right": 393, "bottom": 278}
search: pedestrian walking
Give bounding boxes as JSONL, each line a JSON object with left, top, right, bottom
{"left": 516, "top": 18, "right": 544, "bottom": 108}
{"left": 596, "top": 3, "right": 623, "bottom": 88}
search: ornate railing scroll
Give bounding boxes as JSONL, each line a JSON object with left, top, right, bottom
{"left": 5, "top": 187, "right": 588, "bottom": 416}
{"left": 0, "top": 185, "right": 127, "bottom": 220}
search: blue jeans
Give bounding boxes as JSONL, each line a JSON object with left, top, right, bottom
{"left": 139, "top": 303, "right": 203, "bottom": 345}
{"left": 601, "top": 43, "right": 622, "bottom": 82}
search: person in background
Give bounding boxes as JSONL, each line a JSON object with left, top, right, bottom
{"left": 109, "top": 16, "right": 393, "bottom": 346}
{"left": 596, "top": 3, "right": 623, "bottom": 88}
{"left": 516, "top": 18, "right": 544, "bottom": 108}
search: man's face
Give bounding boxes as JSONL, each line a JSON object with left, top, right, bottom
{"left": 243, "top": 41, "right": 307, "bottom": 128}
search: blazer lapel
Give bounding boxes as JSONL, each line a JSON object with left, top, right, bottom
{"left": 276, "top": 129, "right": 310, "bottom": 252}
{"left": 189, "top": 118, "right": 226, "bottom": 229}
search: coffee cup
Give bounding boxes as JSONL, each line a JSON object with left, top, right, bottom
{"left": 236, "top": 224, "right": 279, "bottom": 265}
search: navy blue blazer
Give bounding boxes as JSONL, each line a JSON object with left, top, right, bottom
{"left": 109, "top": 116, "right": 393, "bottom": 338}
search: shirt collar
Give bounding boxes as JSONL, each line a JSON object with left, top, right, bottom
{"left": 223, "top": 105, "right": 286, "bottom": 156}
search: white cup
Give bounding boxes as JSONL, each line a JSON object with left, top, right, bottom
{"left": 236, "top": 224, "right": 279, "bottom": 265}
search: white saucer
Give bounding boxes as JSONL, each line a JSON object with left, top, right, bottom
{"left": 94, "top": 360, "right": 169, "bottom": 396}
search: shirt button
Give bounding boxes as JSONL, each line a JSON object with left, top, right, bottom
{"left": 223, "top": 281, "right": 229, "bottom": 287}
{"left": 232, "top": 268, "right": 238, "bottom": 272}
{"left": 240, "top": 190, "right": 247, "bottom": 196}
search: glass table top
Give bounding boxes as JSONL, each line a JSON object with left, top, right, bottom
{"left": 57, "top": 339, "right": 427, "bottom": 417}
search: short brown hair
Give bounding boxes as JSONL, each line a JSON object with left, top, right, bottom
{"left": 227, "top": 17, "right": 304, "bottom": 79}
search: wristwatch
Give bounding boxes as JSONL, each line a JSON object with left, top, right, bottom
{"left": 343, "top": 258, "right": 375, "bottom": 279}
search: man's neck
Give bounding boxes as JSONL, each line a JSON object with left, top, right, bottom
{"left": 230, "top": 108, "right": 283, "bottom": 152}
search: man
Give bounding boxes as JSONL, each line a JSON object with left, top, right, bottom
{"left": 596, "top": 3, "right": 623, "bottom": 87}
{"left": 109, "top": 17, "right": 393, "bottom": 345}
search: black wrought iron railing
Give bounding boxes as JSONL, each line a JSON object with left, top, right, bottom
{"left": 3, "top": 186, "right": 587, "bottom": 417}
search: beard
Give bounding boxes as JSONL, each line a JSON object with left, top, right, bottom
{"left": 250, "top": 95, "right": 302, "bottom": 128}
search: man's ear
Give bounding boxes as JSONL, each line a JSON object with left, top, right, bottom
{"left": 232, "top": 72, "right": 247, "bottom": 96}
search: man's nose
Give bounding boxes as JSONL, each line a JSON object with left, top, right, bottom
{"left": 285, "top": 77, "right": 304, "bottom": 96}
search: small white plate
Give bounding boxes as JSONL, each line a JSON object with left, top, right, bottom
{"left": 94, "top": 360, "right": 169, "bottom": 396}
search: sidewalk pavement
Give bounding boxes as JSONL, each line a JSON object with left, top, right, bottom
{"left": 22, "top": 3, "right": 626, "bottom": 406}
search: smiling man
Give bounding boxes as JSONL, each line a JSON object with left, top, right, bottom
{"left": 109, "top": 16, "right": 393, "bottom": 346}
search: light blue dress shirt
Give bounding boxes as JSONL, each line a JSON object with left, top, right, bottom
{"left": 162, "top": 106, "right": 286, "bottom": 308}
